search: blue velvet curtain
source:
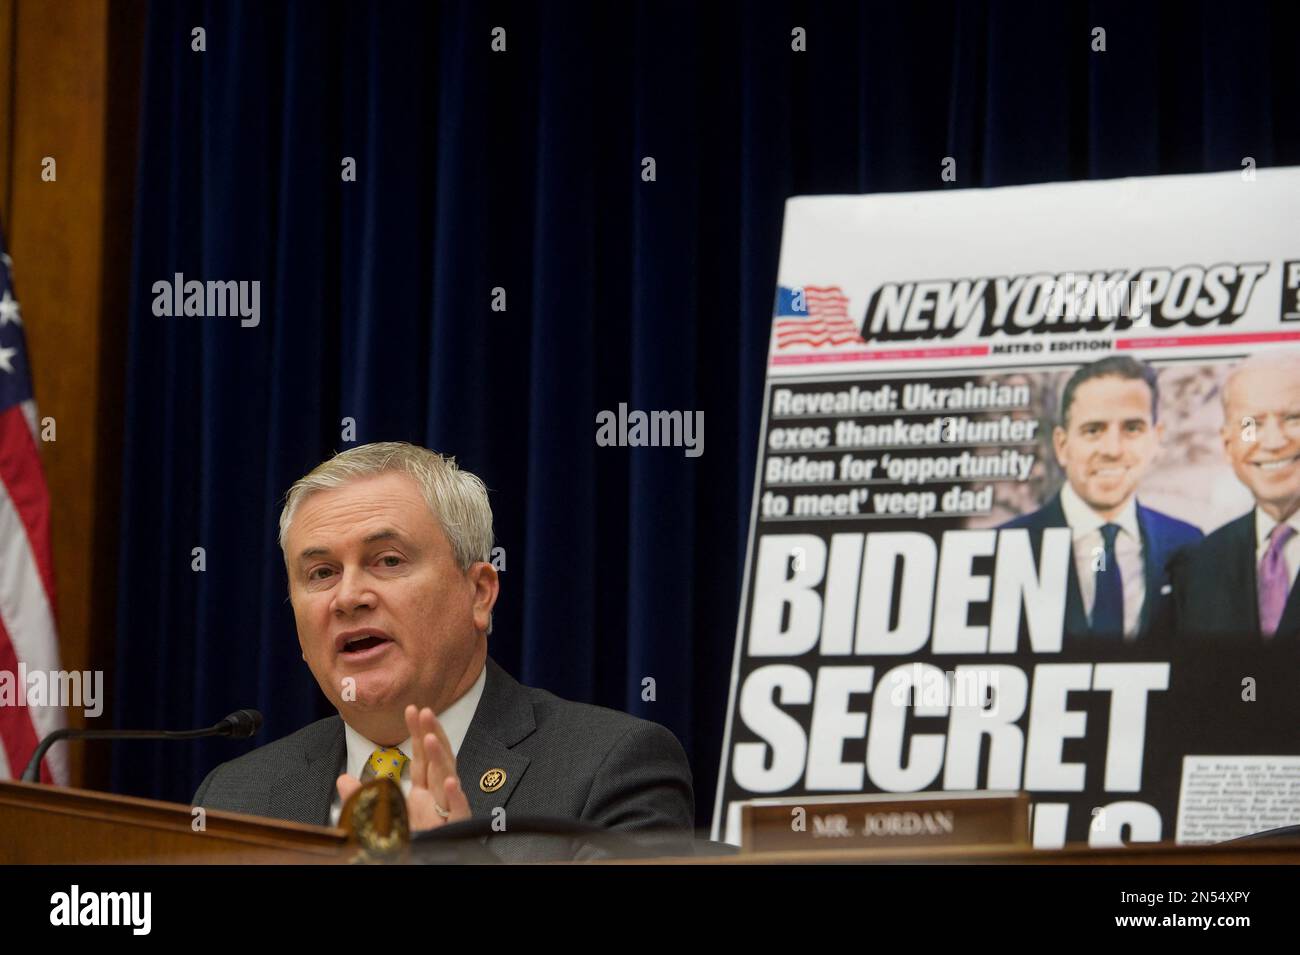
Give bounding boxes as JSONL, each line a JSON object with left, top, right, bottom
{"left": 112, "top": 0, "right": 1300, "bottom": 828}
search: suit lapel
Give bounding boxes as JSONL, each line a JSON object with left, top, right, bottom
{"left": 269, "top": 716, "right": 346, "bottom": 826}
{"left": 1225, "top": 513, "right": 1262, "bottom": 637}
{"left": 1276, "top": 585, "right": 1300, "bottom": 639}
{"left": 1135, "top": 503, "right": 1162, "bottom": 635}
{"left": 1042, "top": 494, "right": 1089, "bottom": 636}
{"left": 455, "top": 656, "right": 535, "bottom": 816}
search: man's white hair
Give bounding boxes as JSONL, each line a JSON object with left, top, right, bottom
{"left": 278, "top": 441, "right": 494, "bottom": 573}
{"left": 1221, "top": 351, "right": 1300, "bottom": 419}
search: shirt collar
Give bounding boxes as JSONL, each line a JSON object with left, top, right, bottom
{"left": 1059, "top": 482, "right": 1140, "bottom": 541}
{"left": 1255, "top": 507, "right": 1300, "bottom": 549}
{"left": 342, "top": 662, "right": 487, "bottom": 780}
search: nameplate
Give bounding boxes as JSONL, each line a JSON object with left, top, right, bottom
{"left": 739, "top": 792, "right": 1030, "bottom": 854}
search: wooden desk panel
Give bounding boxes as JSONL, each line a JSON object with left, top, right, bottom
{"left": 0, "top": 780, "right": 348, "bottom": 864}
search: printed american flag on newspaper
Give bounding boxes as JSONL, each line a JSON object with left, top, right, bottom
{"left": 773, "top": 285, "right": 865, "bottom": 348}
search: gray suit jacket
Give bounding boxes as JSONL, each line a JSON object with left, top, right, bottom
{"left": 193, "top": 656, "right": 695, "bottom": 860}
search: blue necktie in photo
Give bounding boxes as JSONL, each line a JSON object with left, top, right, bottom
{"left": 1091, "top": 523, "right": 1124, "bottom": 637}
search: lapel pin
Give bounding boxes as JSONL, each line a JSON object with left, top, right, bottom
{"left": 479, "top": 768, "right": 506, "bottom": 793}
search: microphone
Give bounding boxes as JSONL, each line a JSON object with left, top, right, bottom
{"left": 212, "top": 709, "right": 263, "bottom": 739}
{"left": 20, "top": 709, "right": 264, "bottom": 783}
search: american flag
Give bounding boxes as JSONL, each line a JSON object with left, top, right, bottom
{"left": 773, "top": 285, "right": 865, "bottom": 348}
{"left": 0, "top": 238, "right": 65, "bottom": 784}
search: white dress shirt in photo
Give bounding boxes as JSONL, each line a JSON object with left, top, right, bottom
{"left": 1059, "top": 483, "right": 1145, "bottom": 639}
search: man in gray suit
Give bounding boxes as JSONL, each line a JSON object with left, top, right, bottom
{"left": 193, "top": 442, "right": 694, "bottom": 858}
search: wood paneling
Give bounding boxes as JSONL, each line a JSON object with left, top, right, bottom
{"left": 0, "top": 0, "right": 144, "bottom": 788}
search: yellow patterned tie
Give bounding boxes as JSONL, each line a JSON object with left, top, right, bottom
{"left": 367, "top": 746, "right": 408, "bottom": 783}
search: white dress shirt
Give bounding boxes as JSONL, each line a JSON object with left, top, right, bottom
{"left": 1253, "top": 507, "right": 1300, "bottom": 588}
{"left": 329, "top": 663, "right": 486, "bottom": 827}
{"left": 1060, "top": 483, "right": 1145, "bottom": 639}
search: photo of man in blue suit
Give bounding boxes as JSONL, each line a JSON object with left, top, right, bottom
{"left": 1000, "top": 356, "right": 1202, "bottom": 642}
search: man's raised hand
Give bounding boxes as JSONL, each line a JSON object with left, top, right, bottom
{"left": 404, "top": 703, "right": 472, "bottom": 831}
{"left": 333, "top": 703, "right": 472, "bottom": 832}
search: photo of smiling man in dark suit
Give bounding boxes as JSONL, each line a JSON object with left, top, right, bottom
{"left": 1168, "top": 352, "right": 1300, "bottom": 640}
{"left": 1001, "top": 356, "right": 1202, "bottom": 642}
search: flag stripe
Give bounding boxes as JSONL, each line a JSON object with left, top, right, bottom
{"left": 776, "top": 322, "right": 860, "bottom": 334}
{"left": 0, "top": 405, "right": 56, "bottom": 608}
{"left": 0, "top": 460, "right": 63, "bottom": 782}
{"left": 0, "top": 616, "right": 54, "bottom": 782}
{"left": 0, "top": 243, "right": 65, "bottom": 785}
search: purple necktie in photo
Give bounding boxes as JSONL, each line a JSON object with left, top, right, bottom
{"left": 1258, "top": 524, "right": 1297, "bottom": 636}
